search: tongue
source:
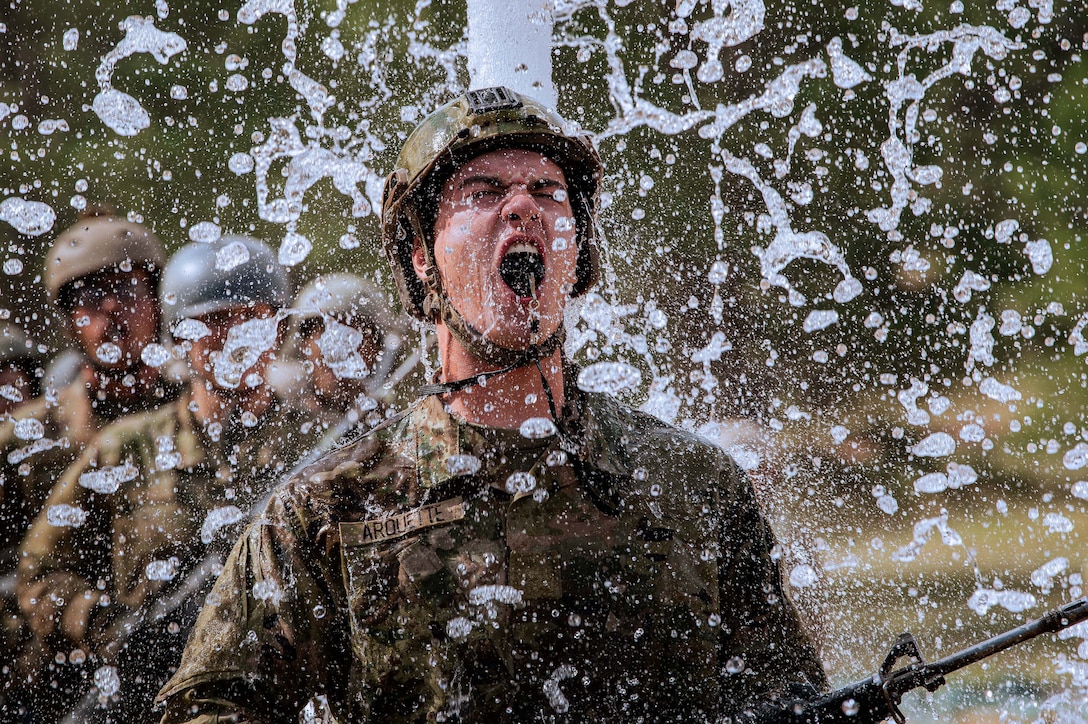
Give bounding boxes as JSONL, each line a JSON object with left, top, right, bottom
{"left": 500, "top": 252, "right": 545, "bottom": 297}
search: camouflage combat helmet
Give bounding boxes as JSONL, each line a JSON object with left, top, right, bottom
{"left": 381, "top": 87, "right": 603, "bottom": 327}
{"left": 45, "top": 209, "right": 166, "bottom": 307}
{"left": 160, "top": 235, "right": 289, "bottom": 334}
{"left": 292, "top": 273, "right": 396, "bottom": 334}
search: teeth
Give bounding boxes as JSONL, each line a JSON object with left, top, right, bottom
{"left": 505, "top": 242, "right": 540, "bottom": 257}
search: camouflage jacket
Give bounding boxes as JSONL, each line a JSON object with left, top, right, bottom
{"left": 0, "top": 379, "right": 98, "bottom": 560}
{"left": 17, "top": 386, "right": 319, "bottom": 647}
{"left": 0, "top": 372, "right": 177, "bottom": 563}
{"left": 158, "top": 391, "right": 826, "bottom": 723}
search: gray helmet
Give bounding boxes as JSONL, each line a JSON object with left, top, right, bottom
{"left": 45, "top": 210, "right": 165, "bottom": 306}
{"left": 160, "top": 235, "right": 290, "bottom": 333}
{"left": 291, "top": 273, "right": 397, "bottom": 333}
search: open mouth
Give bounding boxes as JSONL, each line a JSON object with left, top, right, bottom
{"left": 499, "top": 242, "right": 545, "bottom": 298}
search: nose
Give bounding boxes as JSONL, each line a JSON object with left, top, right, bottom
{"left": 501, "top": 189, "right": 541, "bottom": 224}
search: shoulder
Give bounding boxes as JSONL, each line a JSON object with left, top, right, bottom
{"left": 583, "top": 392, "right": 736, "bottom": 472}
{"left": 266, "top": 404, "right": 419, "bottom": 542}
{"left": 95, "top": 399, "right": 180, "bottom": 450}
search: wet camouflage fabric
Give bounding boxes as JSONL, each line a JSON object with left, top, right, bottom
{"left": 0, "top": 373, "right": 175, "bottom": 716}
{"left": 16, "top": 388, "right": 319, "bottom": 722}
{"left": 159, "top": 391, "right": 826, "bottom": 722}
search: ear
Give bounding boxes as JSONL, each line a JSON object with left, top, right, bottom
{"left": 411, "top": 238, "right": 430, "bottom": 283}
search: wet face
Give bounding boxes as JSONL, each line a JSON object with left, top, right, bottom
{"left": 185, "top": 304, "right": 278, "bottom": 393}
{"left": 67, "top": 268, "right": 160, "bottom": 372}
{"left": 414, "top": 148, "right": 578, "bottom": 351}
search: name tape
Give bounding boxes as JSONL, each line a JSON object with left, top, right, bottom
{"left": 340, "top": 497, "right": 465, "bottom": 547}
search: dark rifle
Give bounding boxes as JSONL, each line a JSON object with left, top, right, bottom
{"left": 757, "top": 596, "right": 1088, "bottom": 723}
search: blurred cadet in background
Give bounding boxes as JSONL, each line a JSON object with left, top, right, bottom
{"left": 1, "top": 207, "right": 176, "bottom": 721}
{"left": 16, "top": 235, "right": 320, "bottom": 723}
{"left": 0, "top": 322, "right": 42, "bottom": 707}
{"left": 0, "top": 324, "right": 41, "bottom": 418}
{"left": 287, "top": 273, "right": 413, "bottom": 442}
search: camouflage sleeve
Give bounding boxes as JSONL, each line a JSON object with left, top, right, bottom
{"left": 157, "top": 489, "right": 350, "bottom": 724}
{"left": 16, "top": 439, "right": 113, "bottom": 643}
{"left": 716, "top": 458, "right": 828, "bottom": 716}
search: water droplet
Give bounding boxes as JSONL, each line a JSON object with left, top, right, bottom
{"left": 216, "top": 240, "right": 250, "bottom": 271}
{"left": 95, "top": 343, "right": 123, "bottom": 364}
{"left": 211, "top": 317, "right": 277, "bottom": 389}
{"left": 445, "top": 454, "right": 481, "bottom": 477}
{"left": 63, "top": 28, "right": 79, "bottom": 51}
{"left": 228, "top": 153, "right": 254, "bottom": 174}
{"left": 92, "top": 88, "right": 151, "bottom": 136}
{"left": 577, "top": 362, "right": 642, "bottom": 395}
{"left": 3, "top": 258, "right": 22, "bottom": 275}
{"left": 841, "top": 698, "right": 860, "bottom": 716}
{"left": 14, "top": 418, "right": 44, "bottom": 441}
{"left": 505, "top": 472, "right": 536, "bottom": 495}
{"left": 170, "top": 85, "right": 187, "bottom": 100}
{"left": 140, "top": 343, "right": 171, "bottom": 368}
{"left": 173, "top": 318, "right": 211, "bottom": 341}
{"left": 253, "top": 579, "right": 282, "bottom": 603}
{"left": 188, "top": 221, "right": 222, "bottom": 244}
{"left": 911, "top": 432, "right": 956, "bottom": 457}
{"left": 93, "top": 665, "right": 121, "bottom": 696}
{"left": 0, "top": 197, "right": 57, "bottom": 236}
{"left": 725, "top": 655, "right": 746, "bottom": 674}
{"left": 313, "top": 604, "right": 326, "bottom": 619}
{"left": 146, "top": 557, "right": 179, "bottom": 581}
{"left": 803, "top": 310, "right": 838, "bottom": 333}
{"left": 78, "top": 462, "right": 138, "bottom": 494}
{"left": 519, "top": 417, "right": 556, "bottom": 439}
{"left": 545, "top": 450, "right": 567, "bottom": 467}
{"left": 47, "top": 504, "right": 87, "bottom": 528}
{"left": 279, "top": 232, "right": 312, "bottom": 266}
{"left": 789, "top": 564, "right": 818, "bottom": 588}
{"left": 200, "top": 505, "right": 244, "bottom": 544}
{"left": 446, "top": 616, "right": 474, "bottom": 639}
{"left": 225, "top": 74, "right": 249, "bottom": 92}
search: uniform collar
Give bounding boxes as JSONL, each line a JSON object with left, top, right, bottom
{"left": 410, "top": 387, "right": 636, "bottom": 491}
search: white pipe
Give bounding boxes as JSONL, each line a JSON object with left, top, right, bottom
{"left": 466, "top": 0, "right": 557, "bottom": 109}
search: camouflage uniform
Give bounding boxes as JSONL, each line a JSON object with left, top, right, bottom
{"left": 158, "top": 388, "right": 826, "bottom": 722}
{"left": 1, "top": 374, "right": 174, "bottom": 680}
{"left": 16, "top": 387, "right": 319, "bottom": 722}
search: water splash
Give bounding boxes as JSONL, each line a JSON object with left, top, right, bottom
{"left": 78, "top": 462, "right": 139, "bottom": 494}
{"left": 211, "top": 317, "right": 277, "bottom": 389}
{"left": 0, "top": 197, "right": 57, "bottom": 236}
{"left": 315, "top": 320, "right": 369, "bottom": 380}
{"left": 93, "top": 16, "right": 186, "bottom": 136}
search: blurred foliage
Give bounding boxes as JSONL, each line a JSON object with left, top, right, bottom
{"left": 2, "top": 0, "right": 1088, "bottom": 712}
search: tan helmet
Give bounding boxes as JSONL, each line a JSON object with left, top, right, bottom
{"left": 381, "top": 86, "right": 602, "bottom": 322}
{"left": 44, "top": 210, "right": 166, "bottom": 307}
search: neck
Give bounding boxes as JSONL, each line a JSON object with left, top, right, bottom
{"left": 190, "top": 378, "right": 274, "bottom": 429}
{"left": 436, "top": 324, "right": 566, "bottom": 429}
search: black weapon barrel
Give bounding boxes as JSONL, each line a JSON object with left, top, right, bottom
{"left": 923, "top": 597, "right": 1088, "bottom": 680}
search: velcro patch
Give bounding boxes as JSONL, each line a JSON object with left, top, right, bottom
{"left": 341, "top": 497, "right": 465, "bottom": 547}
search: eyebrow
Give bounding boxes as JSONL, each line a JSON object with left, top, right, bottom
{"left": 457, "top": 175, "right": 567, "bottom": 191}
